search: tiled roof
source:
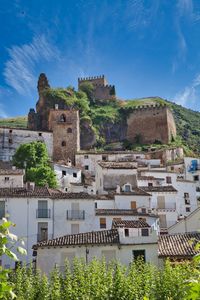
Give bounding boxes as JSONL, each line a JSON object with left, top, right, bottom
{"left": 140, "top": 186, "right": 177, "bottom": 193}
{"left": 117, "top": 187, "right": 151, "bottom": 196}
{"left": 138, "top": 176, "right": 164, "bottom": 181}
{"left": 158, "top": 232, "right": 200, "bottom": 258}
{"left": 0, "top": 169, "right": 24, "bottom": 175}
{"left": 33, "top": 229, "right": 119, "bottom": 249}
{"left": 95, "top": 209, "right": 157, "bottom": 217}
{"left": 112, "top": 220, "right": 150, "bottom": 228}
{"left": 0, "top": 187, "right": 96, "bottom": 199}
{"left": 98, "top": 161, "right": 137, "bottom": 169}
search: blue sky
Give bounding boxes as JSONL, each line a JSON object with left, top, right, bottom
{"left": 1, "top": 0, "right": 200, "bottom": 118}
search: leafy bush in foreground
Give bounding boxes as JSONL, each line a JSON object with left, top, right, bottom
{"left": 6, "top": 258, "right": 200, "bottom": 300}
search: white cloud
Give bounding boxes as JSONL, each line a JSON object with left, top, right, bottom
{"left": 174, "top": 74, "right": 200, "bottom": 106}
{"left": 0, "top": 103, "right": 8, "bottom": 118}
{"left": 3, "top": 35, "right": 60, "bottom": 95}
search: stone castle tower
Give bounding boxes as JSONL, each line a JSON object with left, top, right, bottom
{"left": 28, "top": 73, "right": 80, "bottom": 164}
{"left": 78, "top": 75, "right": 116, "bottom": 101}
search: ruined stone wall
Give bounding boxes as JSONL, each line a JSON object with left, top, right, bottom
{"left": 48, "top": 109, "right": 80, "bottom": 164}
{"left": 0, "top": 127, "right": 53, "bottom": 161}
{"left": 126, "top": 105, "right": 176, "bottom": 144}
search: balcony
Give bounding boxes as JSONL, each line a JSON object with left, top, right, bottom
{"left": 66, "top": 210, "right": 85, "bottom": 220}
{"left": 0, "top": 210, "right": 5, "bottom": 219}
{"left": 37, "top": 234, "right": 53, "bottom": 242}
{"left": 36, "top": 209, "right": 51, "bottom": 218}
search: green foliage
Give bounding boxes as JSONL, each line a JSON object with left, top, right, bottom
{"left": 79, "top": 82, "right": 94, "bottom": 103}
{"left": 0, "top": 116, "right": 27, "bottom": 128}
{"left": 0, "top": 218, "right": 26, "bottom": 299}
{"left": 13, "top": 142, "right": 57, "bottom": 188}
{"left": 6, "top": 258, "right": 200, "bottom": 300}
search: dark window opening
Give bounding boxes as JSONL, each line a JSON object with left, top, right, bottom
{"left": 9, "top": 129, "right": 12, "bottom": 133}
{"left": 194, "top": 175, "right": 199, "bottom": 181}
{"left": 60, "top": 114, "right": 66, "bottom": 122}
{"left": 102, "top": 155, "right": 108, "bottom": 161}
{"left": 148, "top": 182, "right": 153, "bottom": 187}
{"left": 8, "top": 138, "right": 12, "bottom": 144}
{"left": 84, "top": 155, "right": 89, "bottom": 159}
{"left": 186, "top": 207, "right": 191, "bottom": 212}
{"left": 166, "top": 176, "right": 172, "bottom": 184}
{"left": 133, "top": 250, "right": 146, "bottom": 262}
{"left": 38, "top": 132, "right": 42, "bottom": 137}
{"left": 95, "top": 202, "right": 97, "bottom": 209}
{"left": 73, "top": 172, "right": 77, "bottom": 178}
{"left": 125, "top": 229, "right": 129, "bottom": 237}
{"left": 62, "top": 170, "right": 66, "bottom": 176}
{"left": 85, "top": 165, "right": 89, "bottom": 170}
{"left": 65, "top": 188, "right": 68, "bottom": 192}
{"left": 4, "top": 177, "right": 9, "bottom": 181}
{"left": 67, "top": 128, "right": 72, "bottom": 133}
{"left": 141, "top": 228, "right": 149, "bottom": 236}
{"left": 61, "top": 141, "right": 66, "bottom": 147}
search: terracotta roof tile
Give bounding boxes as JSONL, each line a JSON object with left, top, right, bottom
{"left": 140, "top": 186, "right": 177, "bottom": 193}
{"left": 98, "top": 161, "right": 137, "bottom": 169}
{"left": 112, "top": 220, "right": 150, "bottom": 228}
{"left": 95, "top": 209, "right": 157, "bottom": 217}
{"left": 33, "top": 229, "right": 119, "bottom": 249}
{"left": 158, "top": 232, "right": 200, "bottom": 258}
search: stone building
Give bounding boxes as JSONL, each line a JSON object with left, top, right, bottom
{"left": 78, "top": 75, "right": 116, "bottom": 101}
{"left": 127, "top": 104, "right": 176, "bottom": 144}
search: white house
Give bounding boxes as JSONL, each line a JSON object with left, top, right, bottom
{"left": 0, "top": 186, "right": 98, "bottom": 268}
{"left": 168, "top": 207, "right": 200, "bottom": 234}
{"left": 0, "top": 168, "right": 24, "bottom": 188}
{"left": 33, "top": 219, "right": 159, "bottom": 274}
{"left": 54, "top": 162, "right": 82, "bottom": 192}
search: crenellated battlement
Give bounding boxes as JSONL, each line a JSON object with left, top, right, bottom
{"left": 78, "top": 75, "right": 105, "bottom": 81}
{"left": 130, "top": 103, "right": 167, "bottom": 112}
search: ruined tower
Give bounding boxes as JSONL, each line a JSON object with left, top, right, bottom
{"left": 78, "top": 75, "right": 116, "bottom": 101}
{"left": 48, "top": 108, "right": 80, "bottom": 164}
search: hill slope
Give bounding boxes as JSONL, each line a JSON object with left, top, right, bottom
{"left": 0, "top": 96, "right": 199, "bottom": 154}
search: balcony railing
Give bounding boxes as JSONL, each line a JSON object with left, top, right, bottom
{"left": 36, "top": 209, "right": 51, "bottom": 218}
{"left": 0, "top": 210, "right": 5, "bottom": 219}
{"left": 66, "top": 210, "right": 85, "bottom": 220}
{"left": 37, "top": 234, "right": 53, "bottom": 242}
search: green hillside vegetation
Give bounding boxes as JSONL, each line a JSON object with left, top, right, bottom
{"left": 0, "top": 90, "right": 200, "bottom": 154}
{"left": 0, "top": 116, "right": 27, "bottom": 128}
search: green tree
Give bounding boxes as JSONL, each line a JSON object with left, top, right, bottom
{"left": 79, "top": 82, "right": 94, "bottom": 103}
{"left": 13, "top": 142, "right": 57, "bottom": 188}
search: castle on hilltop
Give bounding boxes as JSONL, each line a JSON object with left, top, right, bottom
{"left": 78, "top": 75, "right": 116, "bottom": 101}
{"left": 0, "top": 73, "right": 177, "bottom": 163}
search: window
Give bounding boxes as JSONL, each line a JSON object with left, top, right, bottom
{"left": 131, "top": 201, "right": 136, "bottom": 209}
{"left": 148, "top": 182, "right": 153, "bottom": 187}
{"left": 141, "top": 208, "right": 146, "bottom": 214}
{"left": 60, "top": 114, "right": 66, "bottom": 122}
{"left": 124, "top": 185, "right": 131, "bottom": 192}
{"left": 100, "top": 218, "right": 106, "bottom": 229}
{"left": 0, "top": 201, "right": 5, "bottom": 219}
{"left": 166, "top": 176, "right": 172, "bottom": 184}
{"left": 38, "top": 132, "right": 42, "bottom": 136}
{"left": 84, "top": 155, "right": 89, "bottom": 159}
{"left": 37, "top": 222, "right": 48, "bottom": 242}
{"left": 71, "top": 224, "right": 79, "bottom": 234}
{"left": 67, "top": 128, "right": 72, "bottom": 133}
{"left": 4, "top": 177, "right": 9, "bottom": 181}
{"left": 9, "top": 129, "right": 12, "bottom": 133}
{"left": 141, "top": 228, "right": 149, "bottom": 236}
{"left": 95, "top": 202, "right": 97, "bottom": 209}
{"left": 8, "top": 138, "right": 12, "bottom": 144}
{"left": 61, "top": 141, "right": 66, "bottom": 147}
{"left": 65, "top": 188, "right": 68, "bottom": 192}
{"left": 194, "top": 175, "right": 199, "bottom": 181}
{"left": 184, "top": 192, "right": 189, "bottom": 198}
{"left": 37, "top": 200, "right": 49, "bottom": 218}
{"left": 102, "top": 155, "right": 108, "bottom": 161}
{"left": 62, "top": 170, "right": 66, "bottom": 176}
{"left": 125, "top": 229, "right": 129, "bottom": 237}
{"left": 73, "top": 172, "right": 77, "bottom": 178}
{"left": 85, "top": 165, "right": 89, "bottom": 170}
{"left": 186, "top": 207, "right": 191, "bottom": 212}
{"left": 185, "top": 197, "right": 190, "bottom": 205}
{"left": 133, "top": 250, "right": 146, "bottom": 262}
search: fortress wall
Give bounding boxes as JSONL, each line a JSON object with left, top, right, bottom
{"left": 0, "top": 127, "right": 53, "bottom": 162}
{"left": 94, "top": 85, "right": 114, "bottom": 100}
{"left": 167, "top": 108, "right": 177, "bottom": 140}
{"left": 78, "top": 76, "right": 107, "bottom": 87}
{"left": 126, "top": 106, "right": 175, "bottom": 144}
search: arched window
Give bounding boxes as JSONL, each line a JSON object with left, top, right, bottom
{"left": 60, "top": 114, "right": 66, "bottom": 122}
{"left": 67, "top": 128, "right": 72, "bottom": 133}
{"left": 61, "top": 141, "right": 66, "bottom": 147}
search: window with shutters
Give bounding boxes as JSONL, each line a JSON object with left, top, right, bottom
{"left": 0, "top": 201, "right": 5, "bottom": 219}
{"left": 100, "top": 218, "right": 106, "bottom": 229}
{"left": 166, "top": 176, "right": 172, "bottom": 184}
